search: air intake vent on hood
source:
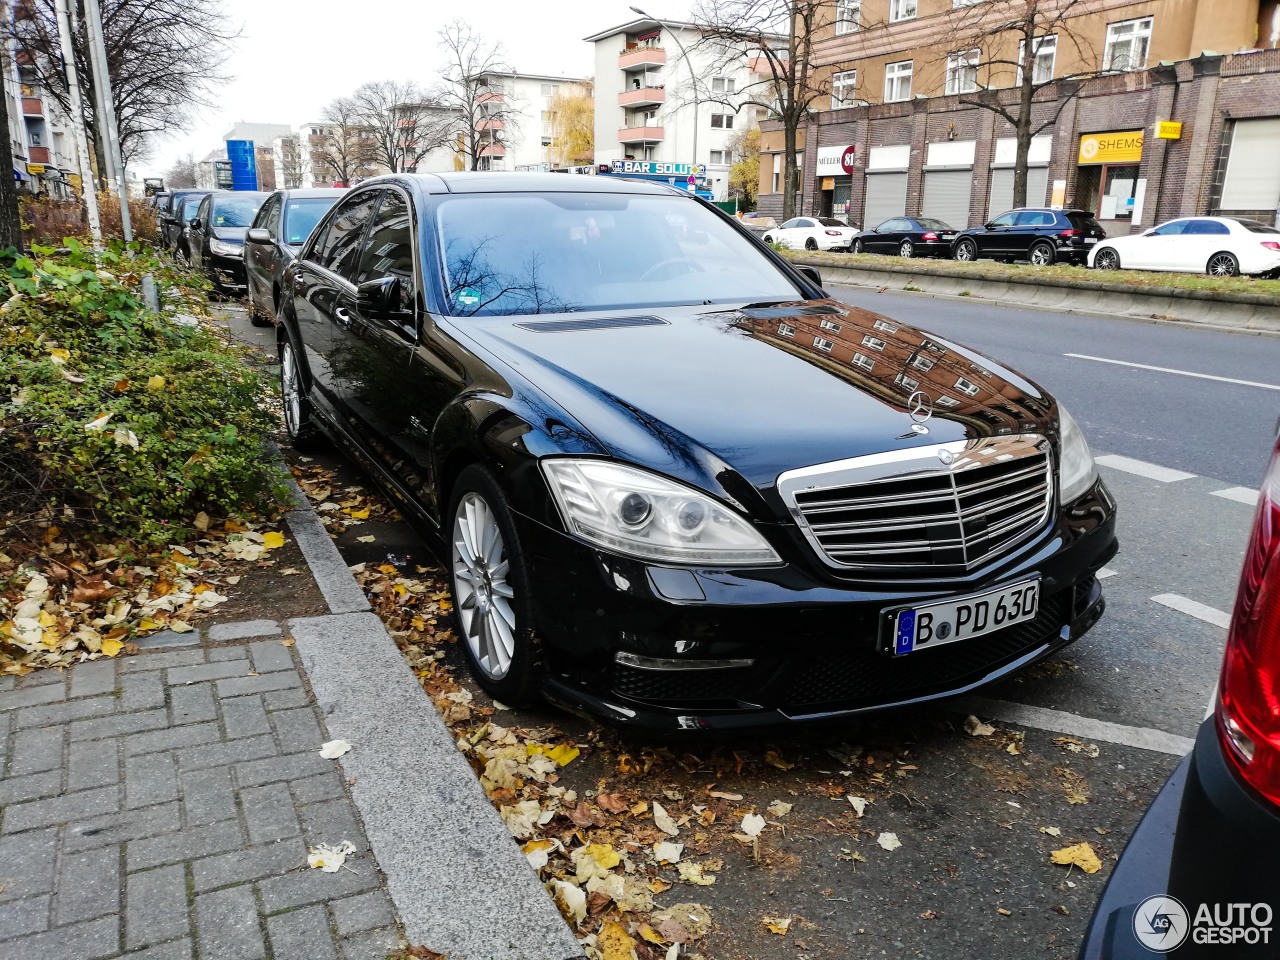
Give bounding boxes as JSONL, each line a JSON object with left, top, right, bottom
{"left": 514, "top": 316, "right": 669, "bottom": 333}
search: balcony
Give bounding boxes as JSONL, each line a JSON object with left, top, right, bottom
{"left": 749, "top": 55, "right": 773, "bottom": 75}
{"left": 477, "top": 92, "right": 505, "bottom": 105}
{"left": 475, "top": 118, "right": 505, "bottom": 131}
{"left": 28, "top": 146, "right": 50, "bottom": 164}
{"left": 479, "top": 144, "right": 506, "bottom": 157}
{"left": 618, "top": 125, "right": 665, "bottom": 144}
{"left": 618, "top": 87, "right": 665, "bottom": 108}
{"left": 619, "top": 46, "right": 666, "bottom": 69}
{"left": 21, "top": 97, "right": 42, "bottom": 116}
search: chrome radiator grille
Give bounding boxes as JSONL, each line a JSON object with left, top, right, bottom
{"left": 778, "top": 436, "right": 1053, "bottom": 575}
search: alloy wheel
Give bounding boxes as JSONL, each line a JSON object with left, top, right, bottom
{"left": 805, "top": 238, "right": 818, "bottom": 251}
{"left": 1208, "top": 253, "right": 1239, "bottom": 277}
{"left": 281, "top": 341, "right": 303, "bottom": 438}
{"left": 899, "top": 240, "right": 913, "bottom": 258}
{"left": 452, "top": 492, "right": 517, "bottom": 681}
{"left": 1095, "top": 249, "right": 1119, "bottom": 270}
{"left": 955, "top": 240, "right": 976, "bottom": 262}
{"left": 1029, "top": 243, "right": 1054, "bottom": 266}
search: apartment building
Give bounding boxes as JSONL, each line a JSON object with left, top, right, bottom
{"left": 584, "top": 18, "right": 768, "bottom": 200}
{"left": 5, "top": 2, "right": 73, "bottom": 198}
{"left": 758, "top": 0, "right": 1280, "bottom": 233}
{"left": 467, "top": 71, "right": 591, "bottom": 172}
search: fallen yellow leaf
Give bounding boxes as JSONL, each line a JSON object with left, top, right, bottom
{"left": 146, "top": 375, "right": 165, "bottom": 392}
{"left": 762, "top": 916, "right": 792, "bottom": 935}
{"left": 1050, "top": 842, "right": 1101, "bottom": 874}
{"left": 597, "top": 920, "right": 638, "bottom": 960}
{"left": 101, "top": 637, "right": 124, "bottom": 657}
{"left": 262, "top": 531, "right": 285, "bottom": 550}
{"left": 528, "top": 743, "right": 580, "bottom": 766}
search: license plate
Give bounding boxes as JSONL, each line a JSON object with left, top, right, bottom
{"left": 1085, "top": 237, "right": 1099, "bottom": 244}
{"left": 940, "top": 234, "right": 957, "bottom": 240}
{"left": 890, "top": 579, "right": 1040, "bottom": 656}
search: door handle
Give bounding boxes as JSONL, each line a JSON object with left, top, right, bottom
{"left": 334, "top": 306, "right": 353, "bottom": 328}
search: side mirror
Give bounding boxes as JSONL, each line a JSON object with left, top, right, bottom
{"left": 246, "top": 228, "right": 272, "bottom": 244}
{"left": 1143, "top": 230, "right": 1157, "bottom": 237}
{"left": 984, "top": 222, "right": 997, "bottom": 230}
{"left": 189, "top": 217, "right": 201, "bottom": 230}
{"left": 357, "top": 276, "right": 400, "bottom": 317}
{"left": 795, "top": 265, "right": 823, "bottom": 289}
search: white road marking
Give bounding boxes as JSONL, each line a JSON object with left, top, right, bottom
{"left": 1097, "top": 567, "right": 1119, "bottom": 580}
{"left": 960, "top": 696, "right": 1195, "bottom": 756}
{"left": 1096, "top": 455, "right": 1196, "bottom": 482}
{"left": 1151, "top": 593, "right": 1232, "bottom": 630}
{"left": 1065, "top": 353, "right": 1280, "bottom": 392}
{"left": 1212, "top": 486, "right": 1260, "bottom": 506}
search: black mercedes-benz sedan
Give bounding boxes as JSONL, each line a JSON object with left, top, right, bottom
{"left": 852, "top": 216, "right": 960, "bottom": 258}
{"left": 276, "top": 172, "right": 1117, "bottom": 731}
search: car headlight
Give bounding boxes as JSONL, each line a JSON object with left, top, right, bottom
{"left": 209, "top": 238, "right": 242, "bottom": 257}
{"left": 1058, "top": 405, "right": 1098, "bottom": 504}
{"left": 540, "top": 459, "right": 780, "bottom": 565}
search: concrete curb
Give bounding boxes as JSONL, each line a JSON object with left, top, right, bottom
{"left": 791, "top": 256, "right": 1280, "bottom": 334}
{"left": 281, "top": 481, "right": 582, "bottom": 959}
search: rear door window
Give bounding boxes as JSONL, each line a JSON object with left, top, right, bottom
{"left": 1015, "top": 211, "right": 1054, "bottom": 227}
{"left": 355, "top": 191, "right": 417, "bottom": 315}
{"left": 1186, "top": 220, "right": 1230, "bottom": 235}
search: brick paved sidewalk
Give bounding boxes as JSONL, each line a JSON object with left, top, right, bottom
{"left": 0, "top": 621, "right": 403, "bottom": 960}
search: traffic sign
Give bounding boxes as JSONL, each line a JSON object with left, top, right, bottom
{"left": 687, "top": 173, "right": 697, "bottom": 185}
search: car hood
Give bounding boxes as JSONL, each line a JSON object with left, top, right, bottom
{"left": 457, "top": 299, "right": 1054, "bottom": 493}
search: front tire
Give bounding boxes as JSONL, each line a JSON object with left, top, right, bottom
{"left": 954, "top": 239, "right": 977, "bottom": 262}
{"left": 278, "top": 330, "right": 324, "bottom": 451}
{"left": 899, "top": 239, "right": 914, "bottom": 258}
{"left": 1094, "top": 247, "right": 1121, "bottom": 271}
{"left": 1207, "top": 252, "right": 1240, "bottom": 277}
{"left": 449, "top": 465, "right": 542, "bottom": 707}
{"left": 852, "top": 238, "right": 863, "bottom": 254}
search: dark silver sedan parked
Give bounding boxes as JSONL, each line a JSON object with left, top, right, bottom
{"left": 243, "top": 188, "right": 346, "bottom": 326}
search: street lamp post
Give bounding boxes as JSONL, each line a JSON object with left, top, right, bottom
{"left": 629, "top": 5, "right": 698, "bottom": 181}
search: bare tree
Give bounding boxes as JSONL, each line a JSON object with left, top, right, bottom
{"left": 165, "top": 152, "right": 198, "bottom": 189}
{"left": 433, "top": 20, "right": 520, "bottom": 171}
{"left": 7, "top": 0, "right": 237, "bottom": 175}
{"left": 691, "top": 0, "right": 833, "bottom": 220}
{"left": 314, "top": 96, "right": 377, "bottom": 184}
{"left": 349, "top": 80, "right": 455, "bottom": 174}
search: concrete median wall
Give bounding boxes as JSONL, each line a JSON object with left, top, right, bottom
{"left": 790, "top": 257, "right": 1280, "bottom": 334}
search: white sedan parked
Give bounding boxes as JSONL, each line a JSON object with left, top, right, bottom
{"left": 762, "top": 216, "right": 858, "bottom": 252}
{"left": 1088, "top": 216, "right": 1280, "bottom": 277}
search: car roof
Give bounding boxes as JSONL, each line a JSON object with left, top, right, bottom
{"left": 278, "top": 188, "right": 347, "bottom": 199}
{"left": 361, "top": 171, "right": 681, "bottom": 198}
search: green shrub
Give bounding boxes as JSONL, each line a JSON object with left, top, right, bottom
{"left": 0, "top": 240, "right": 286, "bottom": 543}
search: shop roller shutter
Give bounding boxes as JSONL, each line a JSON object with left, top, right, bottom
{"left": 988, "top": 167, "right": 1049, "bottom": 220}
{"left": 1220, "top": 118, "right": 1280, "bottom": 211}
{"left": 862, "top": 172, "right": 907, "bottom": 230}
{"left": 922, "top": 169, "right": 974, "bottom": 229}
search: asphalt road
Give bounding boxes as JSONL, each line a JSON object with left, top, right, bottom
{"left": 222, "top": 296, "right": 1269, "bottom": 959}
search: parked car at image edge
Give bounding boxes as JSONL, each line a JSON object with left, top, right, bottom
{"left": 244, "top": 187, "right": 346, "bottom": 326}
{"left": 159, "top": 189, "right": 211, "bottom": 254}
{"left": 853, "top": 216, "right": 960, "bottom": 258}
{"left": 186, "top": 190, "right": 269, "bottom": 297}
{"left": 763, "top": 215, "right": 858, "bottom": 252}
{"left": 276, "top": 172, "right": 1117, "bottom": 732}
{"left": 953, "top": 208, "right": 1106, "bottom": 266}
{"left": 1080, "top": 427, "right": 1280, "bottom": 959}
{"left": 1088, "top": 215, "right": 1280, "bottom": 278}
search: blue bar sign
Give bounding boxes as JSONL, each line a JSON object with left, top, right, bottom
{"left": 895, "top": 610, "right": 917, "bottom": 655}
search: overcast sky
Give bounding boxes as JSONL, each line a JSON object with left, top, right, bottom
{"left": 137, "top": 0, "right": 693, "bottom": 178}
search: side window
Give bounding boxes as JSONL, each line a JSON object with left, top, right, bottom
{"left": 1015, "top": 211, "right": 1049, "bottom": 227}
{"left": 1188, "top": 219, "right": 1229, "bottom": 235}
{"left": 780, "top": 218, "right": 801, "bottom": 229}
{"left": 307, "top": 191, "right": 379, "bottom": 277}
{"left": 1150, "top": 220, "right": 1187, "bottom": 236}
{"left": 990, "top": 213, "right": 1017, "bottom": 228}
{"left": 355, "top": 191, "right": 416, "bottom": 314}
{"left": 260, "top": 197, "right": 281, "bottom": 233}
{"left": 195, "top": 196, "right": 211, "bottom": 225}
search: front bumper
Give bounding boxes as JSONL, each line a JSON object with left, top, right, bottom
{"left": 208, "top": 253, "right": 248, "bottom": 293}
{"left": 519, "top": 480, "right": 1117, "bottom": 732}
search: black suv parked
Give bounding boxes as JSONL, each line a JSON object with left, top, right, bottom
{"left": 952, "top": 208, "right": 1106, "bottom": 266}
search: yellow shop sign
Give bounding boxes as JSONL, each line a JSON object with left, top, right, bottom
{"left": 1078, "top": 131, "right": 1144, "bottom": 165}
{"left": 1156, "top": 121, "right": 1183, "bottom": 140}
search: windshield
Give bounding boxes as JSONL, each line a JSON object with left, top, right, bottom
{"left": 211, "top": 195, "right": 266, "bottom": 229}
{"left": 436, "top": 193, "right": 801, "bottom": 316}
{"left": 283, "top": 198, "right": 339, "bottom": 245}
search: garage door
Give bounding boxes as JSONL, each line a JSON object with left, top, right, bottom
{"left": 988, "top": 167, "right": 1049, "bottom": 220}
{"left": 922, "top": 170, "right": 973, "bottom": 230}
{"left": 863, "top": 172, "right": 907, "bottom": 230}
{"left": 1220, "top": 118, "right": 1280, "bottom": 211}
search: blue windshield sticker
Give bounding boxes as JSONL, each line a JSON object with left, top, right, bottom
{"left": 454, "top": 287, "right": 480, "bottom": 308}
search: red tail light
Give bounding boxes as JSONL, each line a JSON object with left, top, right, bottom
{"left": 1059, "top": 229, "right": 1079, "bottom": 238}
{"left": 1217, "top": 439, "right": 1280, "bottom": 805}
{"left": 922, "top": 232, "right": 939, "bottom": 242}
{"left": 1262, "top": 242, "right": 1280, "bottom": 252}
{"left": 824, "top": 230, "right": 842, "bottom": 237}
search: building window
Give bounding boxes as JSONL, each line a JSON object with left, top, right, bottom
{"left": 1104, "top": 17, "right": 1152, "bottom": 72}
{"left": 541, "top": 83, "right": 557, "bottom": 96}
{"left": 836, "top": 0, "right": 861, "bottom": 34}
{"left": 1017, "top": 34, "right": 1057, "bottom": 85}
{"left": 779, "top": 322, "right": 796, "bottom": 337}
{"left": 710, "top": 113, "right": 735, "bottom": 129}
{"left": 945, "top": 49, "right": 979, "bottom": 95}
{"left": 712, "top": 77, "right": 736, "bottom": 94}
{"left": 910, "top": 354, "right": 935, "bottom": 372}
{"left": 851, "top": 353, "right": 875, "bottom": 371}
{"left": 955, "top": 376, "right": 981, "bottom": 397}
{"left": 820, "top": 318, "right": 843, "bottom": 333}
{"left": 710, "top": 150, "right": 726, "bottom": 164}
{"left": 862, "top": 335, "right": 886, "bottom": 351}
{"left": 889, "top": 0, "right": 917, "bottom": 22}
{"left": 884, "top": 60, "right": 913, "bottom": 102}
{"left": 772, "top": 153, "right": 781, "bottom": 193}
{"left": 832, "top": 70, "right": 858, "bottom": 109}
{"left": 936, "top": 395, "right": 961, "bottom": 407}
{"left": 814, "top": 336, "right": 835, "bottom": 353}
{"left": 873, "top": 319, "right": 898, "bottom": 333}
{"left": 896, "top": 373, "right": 920, "bottom": 391}
{"left": 953, "top": 0, "right": 983, "bottom": 5}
